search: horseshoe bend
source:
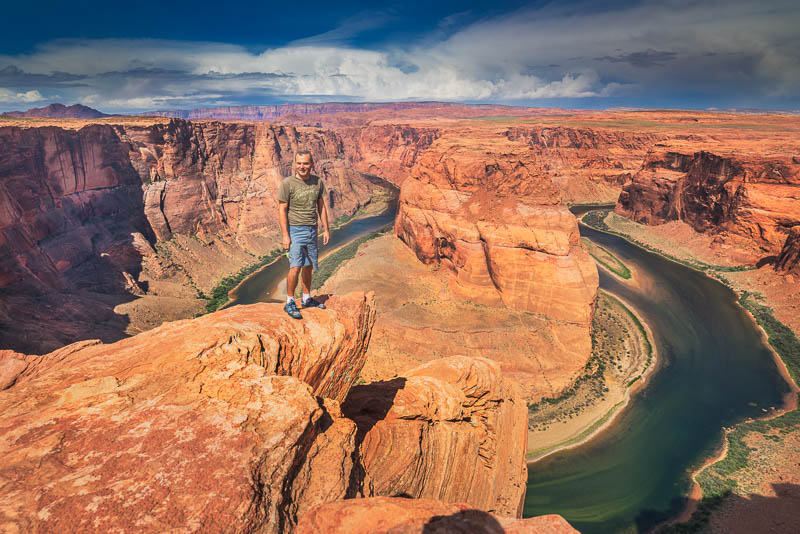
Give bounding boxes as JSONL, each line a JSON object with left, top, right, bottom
{"left": 1, "top": 105, "right": 799, "bottom": 533}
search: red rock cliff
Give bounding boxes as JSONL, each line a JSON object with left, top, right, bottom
{"left": 616, "top": 149, "right": 800, "bottom": 256}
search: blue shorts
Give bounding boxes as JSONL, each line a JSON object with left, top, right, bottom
{"left": 288, "top": 225, "right": 318, "bottom": 271}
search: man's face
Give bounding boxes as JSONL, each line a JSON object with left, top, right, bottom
{"left": 295, "top": 154, "right": 312, "bottom": 178}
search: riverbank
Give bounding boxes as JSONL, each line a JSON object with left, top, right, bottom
{"left": 579, "top": 209, "right": 800, "bottom": 534}
{"left": 527, "top": 289, "right": 656, "bottom": 463}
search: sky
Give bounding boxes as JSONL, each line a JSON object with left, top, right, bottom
{"left": 0, "top": 0, "right": 798, "bottom": 113}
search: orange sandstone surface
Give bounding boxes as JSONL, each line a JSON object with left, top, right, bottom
{"left": 296, "top": 497, "right": 578, "bottom": 534}
{"left": 0, "top": 292, "right": 549, "bottom": 532}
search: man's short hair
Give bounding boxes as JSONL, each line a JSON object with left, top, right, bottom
{"left": 295, "top": 149, "right": 313, "bottom": 161}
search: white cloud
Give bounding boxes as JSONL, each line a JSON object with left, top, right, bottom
{"left": 0, "top": 88, "right": 44, "bottom": 103}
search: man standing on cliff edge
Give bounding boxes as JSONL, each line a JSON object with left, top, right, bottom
{"left": 278, "top": 150, "right": 330, "bottom": 319}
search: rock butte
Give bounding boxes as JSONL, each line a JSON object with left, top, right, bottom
{"left": 0, "top": 292, "right": 544, "bottom": 532}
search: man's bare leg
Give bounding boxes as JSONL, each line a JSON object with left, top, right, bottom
{"left": 301, "top": 265, "right": 313, "bottom": 296}
{"left": 287, "top": 266, "right": 302, "bottom": 300}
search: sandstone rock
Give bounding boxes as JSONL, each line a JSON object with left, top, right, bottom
{"left": 395, "top": 136, "right": 598, "bottom": 325}
{"left": 320, "top": 234, "right": 593, "bottom": 403}
{"left": 342, "top": 356, "right": 528, "bottom": 517}
{"left": 616, "top": 149, "right": 800, "bottom": 257}
{"left": 0, "top": 293, "right": 374, "bottom": 533}
{"left": 296, "top": 497, "right": 578, "bottom": 534}
{"left": 505, "top": 126, "right": 662, "bottom": 204}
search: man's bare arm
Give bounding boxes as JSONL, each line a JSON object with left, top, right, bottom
{"left": 317, "top": 198, "right": 330, "bottom": 245}
{"left": 279, "top": 202, "right": 291, "bottom": 250}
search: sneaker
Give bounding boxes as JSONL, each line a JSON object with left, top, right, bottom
{"left": 302, "top": 297, "right": 326, "bottom": 309}
{"left": 284, "top": 300, "right": 302, "bottom": 319}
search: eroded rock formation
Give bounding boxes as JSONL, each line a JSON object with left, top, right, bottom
{"left": 395, "top": 135, "right": 598, "bottom": 325}
{"left": 0, "top": 293, "right": 375, "bottom": 532}
{"left": 343, "top": 356, "right": 527, "bottom": 517}
{"left": 0, "top": 292, "right": 545, "bottom": 532}
{"left": 296, "top": 497, "right": 579, "bottom": 534}
{"left": 616, "top": 149, "right": 800, "bottom": 256}
{"left": 0, "top": 119, "right": 394, "bottom": 352}
{"left": 506, "top": 126, "right": 661, "bottom": 203}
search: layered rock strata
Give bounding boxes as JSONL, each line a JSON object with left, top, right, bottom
{"left": 0, "top": 120, "right": 393, "bottom": 352}
{"left": 339, "top": 125, "right": 441, "bottom": 185}
{"left": 395, "top": 136, "right": 598, "bottom": 325}
{"left": 297, "top": 497, "right": 578, "bottom": 534}
{"left": 0, "top": 293, "right": 374, "bottom": 532}
{"left": 616, "top": 150, "right": 800, "bottom": 257}
{"left": 0, "top": 292, "right": 541, "bottom": 532}
{"left": 0, "top": 120, "right": 390, "bottom": 293}
{"left": 343, "top": 356, "right": 527, "bottom": 517}
{"left": 506, "top": 126, "right": 661, "bottom": 203}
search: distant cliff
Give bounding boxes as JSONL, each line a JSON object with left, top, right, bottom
{"left": 616, "top": 149, "right": 800, "bottom": 257}
{"left": 147, "top": 102, "right": 516, "bottom": 121}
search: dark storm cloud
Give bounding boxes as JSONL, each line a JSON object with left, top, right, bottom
{"left": 0, "top": 65, "right": 88, "bottom": 87}
{"left": 594, "top": 50, "right": 678, "bottom": 68}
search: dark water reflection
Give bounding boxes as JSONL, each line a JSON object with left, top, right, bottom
{"left": 524, "top": 207, "right": 789, "bottom": 533}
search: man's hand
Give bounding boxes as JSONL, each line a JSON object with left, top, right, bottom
{"left": 321, "top": 229, "right": 330, "bottom": 246}
{"left": 282, "top": 234, "right": 291, "bottom": 250}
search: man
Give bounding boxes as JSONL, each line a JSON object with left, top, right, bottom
{"left": 278, "top": 150, "right": 330, "bottom": 319}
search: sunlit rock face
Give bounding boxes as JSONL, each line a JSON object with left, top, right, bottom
{"left": 617, "top": 149, "right": 800, "bottom": 256}
{"left": 0, "top": 292, "right": 543, "bottom": 532}
{"left": 395, "top": 135, "right": 598, "bottom": 326}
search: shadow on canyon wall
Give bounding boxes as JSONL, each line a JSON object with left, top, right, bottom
{"left": 341, "top": 377, "right": 406, "bottom": 498}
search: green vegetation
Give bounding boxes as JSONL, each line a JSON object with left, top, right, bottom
{"left": 581, "top": 210, "right": 752, "bottom": 274}
{"left": 582, "top": 237, "right": 632, "bottom": 279}
{"left": 201, "top": 248, "right": 286, "bottom": 314}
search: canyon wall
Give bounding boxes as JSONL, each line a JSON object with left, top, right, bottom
{"left": 0, "top": 119, "right": 396, "bottom": 352}
{"left": 0, "top": 293, "right": 539, "bottom": 532}
{"left": 505, "top": 126, "right": 662, "bottom": 203}
{"left": 616, "top": 149, "right": 800, "bottom": 258}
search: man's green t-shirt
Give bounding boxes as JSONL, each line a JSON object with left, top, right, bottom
{"left": 277, "top": 174, "right": 327, "bottom": 226}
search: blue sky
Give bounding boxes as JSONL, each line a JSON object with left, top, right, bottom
{"left": 1, "top": 0, "right": 798, "bottom": 112}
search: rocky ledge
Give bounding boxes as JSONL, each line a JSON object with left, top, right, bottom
{"left": 0, "top": 292, "right": 553, "bottom": 532}
{"left": 296, "top": 497, "right": 578, "bottom": 534}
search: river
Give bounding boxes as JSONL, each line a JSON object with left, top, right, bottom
{"left": 524, "top": 207, "right": 790, "bottom": 533}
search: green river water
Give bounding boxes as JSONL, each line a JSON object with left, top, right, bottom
{"left": 523, "top": 208, "right": 790, "bottom": 533}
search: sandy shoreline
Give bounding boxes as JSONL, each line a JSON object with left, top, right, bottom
{"left": 527, "top": 286, "right": 659, "bottom": 464}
